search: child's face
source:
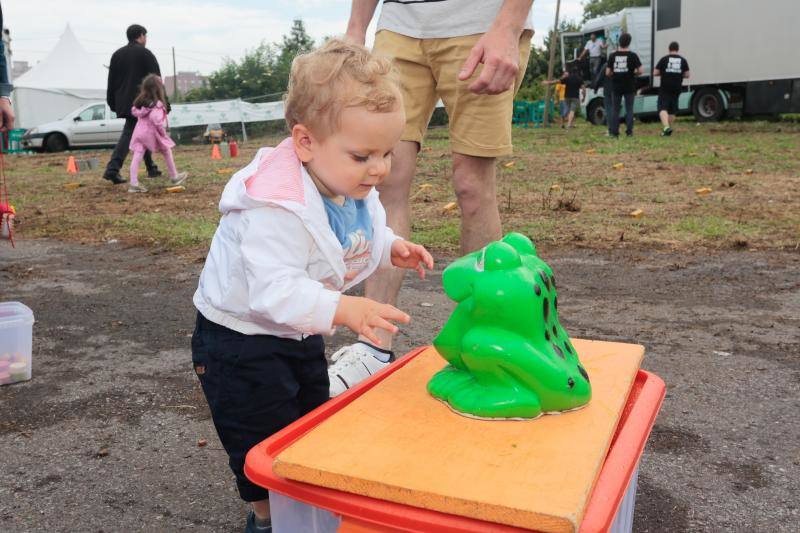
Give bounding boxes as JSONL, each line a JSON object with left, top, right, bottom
{"left": 295, "top": 105, "right": 405, "bottom": 200}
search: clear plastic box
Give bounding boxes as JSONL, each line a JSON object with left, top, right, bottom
{"left": 0, "top": 302, "right": 34, "bottom": 385}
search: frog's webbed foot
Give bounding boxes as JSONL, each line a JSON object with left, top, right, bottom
{"left": 427, "top": 365, "right": 542, "bottom": 420}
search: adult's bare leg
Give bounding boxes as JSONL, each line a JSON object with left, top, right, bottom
{"left": 452, "top": 153, "right": 502, "bottom": 255}
{"left": 362, "top": 140, "right": 419, "bottom": 349}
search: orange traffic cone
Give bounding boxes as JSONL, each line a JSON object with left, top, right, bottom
{"left": 211, "top": 144, "right": 222, "bottom": 160}
{"left": 66, "top": 156, "right": 78, "bottom": 174}
{"left": 229, "top": 140, "right": 239, "bottom": 158}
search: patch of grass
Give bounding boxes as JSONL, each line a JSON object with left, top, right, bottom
{"left": 671, "top": 216, "right": 757, "bottom": 241}
{"left": 109, "top": 213, "right": 218, "bottom": 248}
{"left": 4, "top": 120, "right": 799, "bottom": 253}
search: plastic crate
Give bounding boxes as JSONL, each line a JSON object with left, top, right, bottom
{"left": 246, "top": 346, "right": 665, "bottom": 532}
{"left": 0, "top": 302, "right": 34, "bottom": 385}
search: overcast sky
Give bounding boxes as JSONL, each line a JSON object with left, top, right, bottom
{"left": 6, "top": 0, "right": 585, "bottom": 77}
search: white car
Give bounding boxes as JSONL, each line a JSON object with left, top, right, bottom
{"left": 22, "top": 102, "right": 125, "bottom": 152}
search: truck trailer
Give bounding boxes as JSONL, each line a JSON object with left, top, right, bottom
{"left": 563, "top": 0, "right": 800, "bottom": 123}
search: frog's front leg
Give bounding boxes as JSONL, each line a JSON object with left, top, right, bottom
{"left": 432, "top": 326, "right": 543, "bottom": 419}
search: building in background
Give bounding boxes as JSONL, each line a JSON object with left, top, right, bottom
{"left": 12, "top": 60, "right": 30, "bottom": 81}
{"left": 163, "top": 71, "right": 208, "bottom": 98}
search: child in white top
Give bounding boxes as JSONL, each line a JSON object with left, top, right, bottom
{"left": 191, "top": 38, "right": 433, "bottom": 532}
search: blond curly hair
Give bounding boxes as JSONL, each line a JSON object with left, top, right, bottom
{"left": 284, "top": 38, "right": 402, "bottom": 137}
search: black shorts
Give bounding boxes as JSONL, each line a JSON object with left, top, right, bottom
{"left": 658, "top": 91, "right": 680, "bottom": 115}
{"left": 191, "top": 312, "right": 329, "bottom": 501}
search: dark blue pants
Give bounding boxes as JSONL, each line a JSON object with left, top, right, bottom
{"left": 191, "top": 312, "right": 329, "bottom": 501}
{"left": 609, "top": 91, "right": 635, "bottom": 136}
{"left": 603, "top": 80, "right": 614, "bottom": 127}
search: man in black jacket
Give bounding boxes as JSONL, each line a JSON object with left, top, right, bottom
{"left": 103, "top": 24, "right": 162, "bottom": 184}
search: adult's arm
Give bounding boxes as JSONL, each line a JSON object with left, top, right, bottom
{"left": 346, "top": 0, "right": 380, "bottom": 45}
{"left": 459, "top": 0, "right": 534, "bottom": 95}
{"left": 106, "top": 53, "right": 117, "bottom": 111}
{"left": 144, "top": 49, "right": 161, "bottom": 76}
{"left": 0, "top": 4, "right": 14, "bottom": 131}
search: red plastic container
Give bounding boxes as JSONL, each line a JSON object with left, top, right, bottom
{"left": 245, "top": 347, "right": 665, "bottom": 532}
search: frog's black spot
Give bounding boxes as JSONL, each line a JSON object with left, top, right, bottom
{"left": 544, "top": 330, "right": 551, "bottom": 341}
{"left": 538, "top": 271, "right": 550, "bottom": 291}
{"left": 552, "top": 343, "right": 565, "bottom": 359}
{"left": 564, "top": 342, "right": 573, "bottom": 355}
{"left": 542, "top": 298, "right": 549, "bottom": 321}
{"left": 552, "top": 325, "right": 558, "bottom": 337}
{"left": 568, "top": 377, "right": 575, "bottom": 389}
{"left": 550, "top": 275, "right": 556, "bottom": 289}
{"left": 554, "top": 296, "right": 558, "bottom": 310}
{"left": 578, "top": 365, "right": 590, "bottom": 383}
{"left": 534, "top": 284, "right": 541, "bottom": 296}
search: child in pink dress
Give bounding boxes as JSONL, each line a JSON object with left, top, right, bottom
{"left": 128, "top": 75, "right": 187, "bottom": 193}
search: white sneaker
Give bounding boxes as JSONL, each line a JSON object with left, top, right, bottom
{"left": 170, "top": 172, "right": 188, "bottom": 185}
{"left": 127, "top": 183, "right": 147, "bottom": 193}
{"left": 328, "top": 342, "right": 394, "bottom": 398}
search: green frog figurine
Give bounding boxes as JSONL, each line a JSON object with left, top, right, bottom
{"left": 428, "top": 232, "right": 591, "bottom": 419}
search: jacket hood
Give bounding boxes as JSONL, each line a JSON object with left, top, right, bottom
{"left": 219, "top": 137, "right": 309, "bottom": 215}
{"left": 131, "top": 101, "right": 163, "bottom": 118}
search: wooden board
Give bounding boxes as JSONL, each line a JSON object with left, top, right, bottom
{"left": 274, "top": 339, "right": 644, "bottom": 533}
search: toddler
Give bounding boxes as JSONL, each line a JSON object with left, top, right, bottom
{"left": 128, "top": 74, "right": 187, "bottom": 192}
{"left": 191, "top": 38, "right": 433, "bottom": 532}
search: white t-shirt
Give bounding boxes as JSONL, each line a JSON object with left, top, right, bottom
{"left": 377, "top": 0, "right": 534, "bottom": 39}
{"left": 584, "top": 39, "right": 603, "bottom": 58}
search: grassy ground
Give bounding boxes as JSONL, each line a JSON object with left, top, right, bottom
{"left": 4, "top": 119, "right": 799, "bottom": 254}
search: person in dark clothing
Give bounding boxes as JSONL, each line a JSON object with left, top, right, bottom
{"left": 605, "top": 33, "right": 642, "bottom": 138}
{"left": 654, "top": 41, "right": 690, "bottom": 136}
{"left": 0, "top": 3, "right": 15, "bottom": 131}
{"left": 103, "top": 24, "right": 162, "bottom": 184}
{"left": 543, "top": 69, "right": 585, "bottom": 128}
{"left": 592, "top": 57, "right": 614, "bottom": 131}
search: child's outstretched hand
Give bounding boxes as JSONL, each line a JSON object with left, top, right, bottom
{"left": 391, "top": 239, "right": 434, "bottom": 279}
{"left": 334, "top": 295, "right": 410, "bottom": 347}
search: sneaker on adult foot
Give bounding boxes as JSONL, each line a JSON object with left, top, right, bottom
{"left": 328, "top": 342, "right": 395, "bottom": 397}
{"left": 127, "top": 183, "right": 147, "bottom": 193}
{"left": 170, "top": 172, "right": 188, "bottom": 185}
{"left": 146, "top": 169, "right": 163, "bottom": 179}
{"left": 244, "top": 511, "right": 271, "bottom": 533}
{"left": 661, "top": 127, "right": 673, "bottom": 137}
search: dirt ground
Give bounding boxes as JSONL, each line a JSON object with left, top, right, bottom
{"left": 1, "top": 239, "right": 798, "bottom": 532}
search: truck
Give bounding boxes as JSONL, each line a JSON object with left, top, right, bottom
{"left": 561, "top": 0, "right": 800, "bottom": 124}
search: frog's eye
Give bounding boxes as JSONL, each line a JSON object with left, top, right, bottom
{"left": 567, "top": 377, "right": 575, "bottom": 389}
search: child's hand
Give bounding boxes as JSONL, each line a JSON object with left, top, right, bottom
{"left": 334, "top": 295, "right": 410, "bottom": 347}
{"left": 391, "top": 240, "right": 434, "bottom": 279}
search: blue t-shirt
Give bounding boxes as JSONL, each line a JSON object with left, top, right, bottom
{"left": 322, "top": 197, "right": 374, "bottom": 277}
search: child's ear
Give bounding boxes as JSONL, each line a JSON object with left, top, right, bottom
{"left": 292, "top": 124, "right": 315, "bottom": 163}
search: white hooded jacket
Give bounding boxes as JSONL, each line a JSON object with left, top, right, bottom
{"left": 193, "top": 138, "right": 398, "bottom": 339}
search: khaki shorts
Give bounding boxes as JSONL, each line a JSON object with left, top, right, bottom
{"left": 374, "top": 29, "right": 533, "bottom": 157}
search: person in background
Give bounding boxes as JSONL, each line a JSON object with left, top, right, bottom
{"left": 0, "top": 3, "right": 15, "bottom": 132}
{"left": 653, "top": 41, "right": 690, "bottom": 136}
{"left": 127, "top": 75, "right": 187, "bottom": 193}
{"left": 334, "top": 0, "right": 534, "bottom": 393}
{"left": 103, "top": 24, "right": 163, "bottom": 185}
{"left": 605, "top": 32, "right": 642, "bottom": 138}
{"left": 578, "top": 33, "right": 607, "bottom": 77}
{"left": 591, "top": 56, "right": 614, "bottom": 134}
{"left": 554, "top": 79, "right": 567, "bottom": 128}
{"left": 543, "top": 68, "right": 585, "bottom": 129}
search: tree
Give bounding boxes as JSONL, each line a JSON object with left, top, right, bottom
{"left": 582, "top": 0, "right": 650, "bottom": 21}
{"left": 182, "top": 19, "right": 315, "bottom": 102}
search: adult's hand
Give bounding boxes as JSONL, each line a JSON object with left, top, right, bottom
{"left": 458, "top": 25, "right": 520, "bottom": 95}
{"left": 0, "top": 98, "right": 14, "bottom": 132}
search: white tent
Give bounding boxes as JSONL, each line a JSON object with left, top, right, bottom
{"left": 12, "top": 25, "right": 107, "bottom": 129}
